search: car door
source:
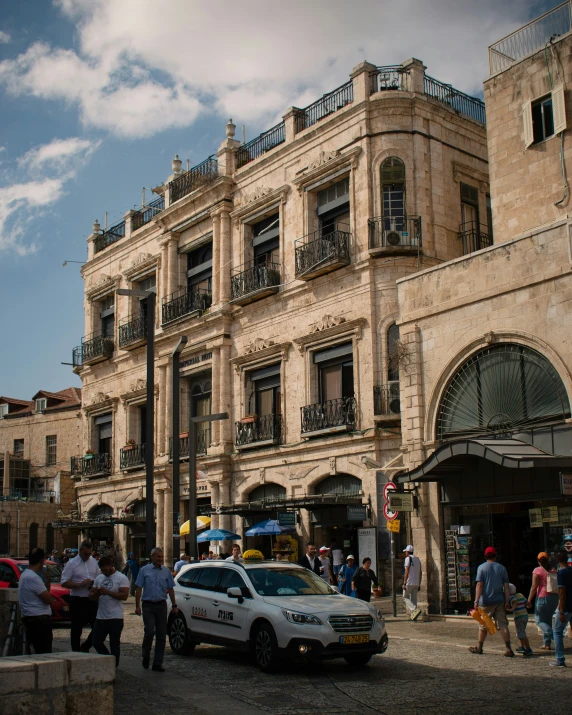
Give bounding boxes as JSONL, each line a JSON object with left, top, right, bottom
{"left": 187, "top": 566, "right": 222, "bottom": 638}
{"left": 0, "top": 563, "right": 16, "bottom": 588}
{"left": 175, "top": 567, "right": 209, "bottom": 638}
{"left": 209, "top": 567, "right": 251, "bottom": 644}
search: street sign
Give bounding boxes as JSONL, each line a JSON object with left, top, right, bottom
{"left": 561, "top": 472, "right": 572, "bottom": 496}
{"left": 347, "top": 505, "right": 367, "bottom": 522}
{"left": 387, "top": 519, "right": 400, "bottom": 533}
{"left": 383, "top": 481, "right": 398, "bottom": 520}
{"left": 277, "top": 512, "right": 296, "bottom": 526}
{"left": 388, "top": 492, "right": 414, "bottom": 512}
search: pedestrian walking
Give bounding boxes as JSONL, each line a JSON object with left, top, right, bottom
{"left": 173, "top": 553, "right": 190, "bottom": 573}
{"left": 527, "top": 552, "right": 559, "bottom": 650}
{"left": 319, "top": 546, "right": 334, "bottom": 585}
{"left": 330, "top": 540, "right": 344, "bottom": 580}
{"left": 135, "top": 547, "right": 178, "bottom": 672}
{"left": 338, "top": 555, "right": 357, "bottom": 597}
{"left": 298, "top": 543, "right": 322, "bottom": 576}
{"left": 550, "top": 550, "right": 572, "bottom": 667}
{"left": 125, "top": 552, "right": 140, "bottom": 596}
{"left": 61, "top": 539, "right": 100, "bottom": 652}
{"left": 352, "top": 557, "right": 379, "bottom": 602}
{"left": 90, "top": 556, "right": 130, "bottom": 666}
{"left": 225, "top": 545, "right": 243, "bottom": 563}
{"left": 18, "top": 547, "right": 54, "bottom": 654}
{"left": 469, "top": 546, "right": 514, "bottom": 657}
{"left": 506, "top": 583, "right": 532, "bottom": 656}
{"left": 402, "top": 545, "right": 422, "bottom": 621}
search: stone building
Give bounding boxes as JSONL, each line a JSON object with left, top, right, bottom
{"left": 398, "top": 4, "right": 572, "bottom": 612}
{"left": 0, "top": 388, "right": 81, "bottom": 555}
{"left": 68, "top": 57, "right": 489, "bottom": 569}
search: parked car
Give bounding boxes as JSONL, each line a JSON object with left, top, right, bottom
{"left": 167, "top": 560, "right": 388, "bottom": 672}
{"left": 0, "top": 557, "right": 71, "bottom": 621}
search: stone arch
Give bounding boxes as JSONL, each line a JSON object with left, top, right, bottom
{"left": 235, "top": 475, "right": 289, "bottom": 503}
{"left": 247, "top": 483, "right": 286, "bottom": 502}
{"left": 425, "top": 331, "right": 572, "bottom": 443}
{"left": 88, "top": 504, "right": 113, "bottom": 519}
{"left": 371, "top": 147, "right": 415, "bottom": 219}
{"left": 310, "top": 473, "right": 363, "bottom": 495}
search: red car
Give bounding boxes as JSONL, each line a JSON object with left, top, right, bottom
{"left": 0, "top": 558, "right": 71, "bottom": 621}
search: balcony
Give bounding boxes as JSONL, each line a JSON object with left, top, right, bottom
{"left": 235, "top": 414, "right": 282, "bottom": 450}
{"left": 162, "top": 287, "right": 212, "bottom": 325}
{"left": 295, "top": 80, "right": 353, "bottom": 133}
{"left": 169, "top": 155, "right": 218, "bottom": 204}
{"left": 230, "top": 261, "right": 281, "bottom": 305}
{"left": 120, "top": 443, "right": 146, "bottom": 470}
{"left": 373, "top": 383, "right": 401, "bottom": 419}
{"left": 424, "top": 75, "right": 486, "bottom": 125}
{"left": 118, "top": 314, "right": 147, "bottom": 349}
{"left": 94, "top": 220, "right": 126, "bottom": 254}
{"left": 132, "top": 196, "right": 164, "bottom": 231}
{"left": 300, "top": 397, "right": 357, "bottom": 437}
{"left": 169, "top": 428, "right": 211, "bottom": 460}
{"left": 0, "top": 488, "right": 57, "bottom": 503}
{"left": 71, "top": 453, "right": 111, "bottom": 479}
{"left": 459, "top": 222, "right": 493, "bottom": 255}
{"left": 236, "top": 123, "right": 285, "bottom": 169}
{"left": 368, "top": 216, "right": 422, "bottom": 256}
{"left": 73, "top": 331, "right": 114, "bottom": 368}
{"left": 295, "top": 224, "right": 351, "bottom": 280}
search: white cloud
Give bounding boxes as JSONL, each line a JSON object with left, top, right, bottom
{"left": 0, "top": 0, "right": 540, "bottom": 139}
{"left": 0, "top": 30, "right": 10, "bottom": 44}
{"left": 19, "top": 137, "right": 100, "bottom": 173}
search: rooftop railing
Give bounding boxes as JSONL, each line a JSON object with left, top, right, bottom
{"left": 94, "top": 220, "right": 126, "bottom": 253}
{"left": 169, "top": 155, "right": 218, "bottom": 204}
{"left": 236, "top": 122, "right": 286, "bottom": 169}
{"left": 371, "top": 66, "right": 409, "bottom": 93}
{"left": 295, "top": 80, "right": 354, "bottom": 133}
{"left": 489, "top": 2, "right": 572, "bottom": 75}
{"left": 132, "top": 196, "right": 165, "bottom": 231}
{"left": 424, "top": 75, "right": 486, "bottom": 124}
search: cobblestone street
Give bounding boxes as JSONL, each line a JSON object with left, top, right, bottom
{"left": 52, "top": 598, "right": 572, "bottom": 715}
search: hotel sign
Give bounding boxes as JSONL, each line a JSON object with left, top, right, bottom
{"left": 180, "top": 352, "right": 212, "bottom": 369}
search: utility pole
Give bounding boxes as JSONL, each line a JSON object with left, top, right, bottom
{"left": 171, "top": 336, "right": 188, "bottom": 562}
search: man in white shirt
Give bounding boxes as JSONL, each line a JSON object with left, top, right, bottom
{"left": 402, "top": 545, "right": 422, "bottom": 620}
{"left": 61, "top": 539, "right": 100, "bottom": 651}
{"left": 90, "top": 556, "right": 130, "bottom": 666}
{"left": 225, "top": 545, "right": 243, "bottom": 562}
{"left": 19, "top": 547, "right": 55, "bottom": 653}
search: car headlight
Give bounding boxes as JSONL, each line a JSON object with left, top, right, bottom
{"left": 281, "top": 609, "right": 323, "bottom": 625}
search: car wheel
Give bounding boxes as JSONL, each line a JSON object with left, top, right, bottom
{"left": 168, "top": 613, "right": 196, "bottom": 656}
{"left": 344, "top": 653, "right": 372, "bottom": 667}
{"left": 254, "top": 622, "right": 280, "bottom": 673}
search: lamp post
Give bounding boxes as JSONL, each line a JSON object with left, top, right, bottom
{"left": 171, "top": 336, "right": 188, "bottom": 563}
{"left": 117, "top": 288, "right": 156, "bottom": 556}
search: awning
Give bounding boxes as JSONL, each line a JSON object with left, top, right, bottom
{"left": 398, "top": 438, "right": 572, "bottom": 483}
{"left": 216, "top": 493, "right": 363, "bottom": 515}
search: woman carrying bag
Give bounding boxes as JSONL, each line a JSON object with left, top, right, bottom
{"left": 352, "top": 557, "right": 379, "bottom": 602}
{"left": 527, "top": 552, "right": 559, "bottom": 650}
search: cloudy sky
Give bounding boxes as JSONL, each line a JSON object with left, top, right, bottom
{"left": 0, "top": 0, "right": 556, "bottom": 397}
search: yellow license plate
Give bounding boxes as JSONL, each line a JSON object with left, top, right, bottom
{"left": 340, "top": 634, "right": 369, "bottom": 645}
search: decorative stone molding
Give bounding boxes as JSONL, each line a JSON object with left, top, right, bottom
{"left": 230, "top": 184, "right": 290, "bottom": 226}
{"left": 83, "top": 394, "right": 119, "bottom": 415}
{"left": 276, "top": 464, "right": 319, "bottom": 481}
{"left": 120, "top": 380, "right": 159, "bottom": 404}
{"left": 236, "top": 185, "right": 273, "bottom": 207}
{"left": 329, "top": 456, "right": 336, "bottom": 475}
{"left": 244, "top": 338, "right": 275, "bottom": 354}
{"left": 230, "top": 341, "right": 291, "bottom": 373}
{"left": 308, "top": 150, "right": 341, "bottom": 170}
{"left": 294, "top": 317, "right": 367, "bottom": 354}
{"left": 259, "top": 468, "right": 265, "bottom": 484}
{"left": 293, "top": 146, "right": 362, "bottom": 193}
{"left": 309, "top": 314, "right": 346, "bottom": 334}
{"left": 452, "top": 161, "right": 489, "bottom": 188}
{"left": 86, "top": 273, "right": 121, "bottom": 301}
{"left": 122, "top": 252, "right": 160, "bottom": 280}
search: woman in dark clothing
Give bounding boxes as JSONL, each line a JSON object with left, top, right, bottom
{"left": 352, "top": 558, "right": 378, "bottom": 602}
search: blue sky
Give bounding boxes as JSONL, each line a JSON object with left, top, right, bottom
{"left": 0, "top": 0, "right": 555, "bottom": 398}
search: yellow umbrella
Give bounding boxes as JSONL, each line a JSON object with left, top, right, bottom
{"left": 180, "top": 516, "right": 211, "bottom": 536}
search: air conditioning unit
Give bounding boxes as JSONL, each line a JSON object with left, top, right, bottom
{"left": 387, "top": 381, "right": 401, "bottom": 414}
{"left": 382, "top": 218, "right": 411, "bottom": 247}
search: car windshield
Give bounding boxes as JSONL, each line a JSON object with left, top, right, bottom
{"left": 247, "top": 567, "right": 334, "bottom": 596}
{"left": 17, "top": 563, "right": 62, "bottom": 584}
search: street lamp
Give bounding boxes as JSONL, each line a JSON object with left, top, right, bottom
{"left": 117, "top": 288, "right": 156, "bottom": 556}
{"left": 171, "top": 336, "right": 188, "bottom": 562}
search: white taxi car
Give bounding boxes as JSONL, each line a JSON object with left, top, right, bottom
{"left": 167, "top": 560, "right": 388, "bottom": 672}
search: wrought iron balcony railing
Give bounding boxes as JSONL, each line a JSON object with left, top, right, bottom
{"left": 235, "top": 414, "right": 282, "bottom": 449}
{"left": 0, "top": 488, "right": 57, "bottom": 503}
{"left": 118, "top": 314, "right": 147, "bottom": 348}
{"left": 371, "top": 66, "right": 409, "bottom": 93}
{"left": 295, "top": 80, "right": 354, "bottom": 133}
{"left": 374, "top": 383, "right": 401, "bottom": 416}
{"left": 169, "top": 427, "right": 211, "bottom": 459}
{"left": 424, "top": 75, "right": 486, "bottom": 124}
{"left": 73, "top": 331, "right": 114, "bottom": 367}
{"left": 368, "top": 216, "right": 422, "bottom": 252}
{"left": 120, "top": 443, "right": 146, "bottom": 470}
{"left": 169, "top": 155, "right": 219, "bottom": 204}
{"left": 94, "top": 220, "right": 126, "bottom": 254}
{"left": 295, "top": 224, "right": 351, "bottom": 279}
{"left": 236, "top": 122, "right": 286, "bottom": 169}
{"left": 300, "top": 397, "right": 357, "bottom": 436}
{"left": 458, "top": 221, "right": 493, "bottom": 255}
{"left": 162, "top": 287, "right": 212, "bottom": 325}
{"left": 71, "top": 453, "right": 111, "bottom": 478}
{"left": 132, "top": 196, "right": 164, "bottom": 231}
{"left": 230, "top": 261, "right": 281, "bottom": 304}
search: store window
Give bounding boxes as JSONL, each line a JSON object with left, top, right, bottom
{"left": 248, "top": 483, "right": 286, "bottom": 503}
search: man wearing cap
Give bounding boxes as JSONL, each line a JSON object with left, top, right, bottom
{"left": 469, "top": 546, "right": 514, "bottom": 657}
{"left": 402, "top": 545, "right": 422, "bottom": 621}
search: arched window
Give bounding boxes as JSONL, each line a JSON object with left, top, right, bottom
{"left": 88, "top": 504, "right": 113, "bottom": 520}
{"left": 387, "top": 323, "right": 400, "bottom": 382}
{"left": 248, "top": 483, "right": 286, "bottom": 503}
{"left": 381, "top": 157, "right": 406, "bottom": 232}
{"left": 313, "top": 475, "right": 362, "bottom": 496}
{"left": 437, "top": 344, "right": 571, "bottom": 440}
{"left": 29, "top": 523, "right": 38, "bottom": 550}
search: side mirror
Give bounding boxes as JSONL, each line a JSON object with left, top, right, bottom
{"left": 227, "top": 586, "right": 244, "bottom": 604}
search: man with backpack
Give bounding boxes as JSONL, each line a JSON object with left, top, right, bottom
{"left": 402, "top": 545, "right": 422, "bottom": 621}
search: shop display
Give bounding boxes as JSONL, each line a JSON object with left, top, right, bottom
{"left": 445, "top": 528, "right": 473, "bottom": 603}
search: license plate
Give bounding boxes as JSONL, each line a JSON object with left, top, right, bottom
{"left": 62, "top": 606, "right": 69, "bottom": 612}
{"left": 340, "top": 634, "right": 369, "bottom": 645}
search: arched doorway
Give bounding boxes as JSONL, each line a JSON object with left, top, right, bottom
{"left": 126, "top": 500, "right": 155, "bottom": 560}
{"left": 29, "top": 523, "right": 39, "bottom": 551}
{"left": 86, "top": 504, "right": 114, "bottom": 553}
{"left": 310, "top": 475, "right": 364, "bottom": 561}
{"left": 244, "top": 483, "right": 287, "bottom": 558}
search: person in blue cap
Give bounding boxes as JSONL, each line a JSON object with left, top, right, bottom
{"left": 125, "top": 553, "right": 140, "bottom": 596}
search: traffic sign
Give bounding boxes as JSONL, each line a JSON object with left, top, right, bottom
{"left": 383, "top": 481, "right": 399, "bottom": 520}
{"left": 387, "top": 519, "right": 400, "bottom": 533}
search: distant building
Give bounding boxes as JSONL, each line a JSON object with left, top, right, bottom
{"left": 0, "top": 388, "right": 81, "bottom": 556}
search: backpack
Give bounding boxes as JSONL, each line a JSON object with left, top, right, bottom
{"left": 545, "top": 569, "right": 558, "bottom": 594}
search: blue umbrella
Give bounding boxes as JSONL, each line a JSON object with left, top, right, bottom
{"left": 197, "top": 528, "right": 241, "bottom": 542}
{"left": 245, "top": 519, "right": 295, "bottom": 536}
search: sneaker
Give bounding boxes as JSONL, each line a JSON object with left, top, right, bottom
{"left": 523, "top": 648, "right": 534, "bottom": 657}
{"left": 515, "top": 646, "right": 525, "bottom": 653}
{"left": 503, "top": 649, "right": 515, "bottom": 657}
{"left": 549, "top": 660, "right": 566, "bottom": 667}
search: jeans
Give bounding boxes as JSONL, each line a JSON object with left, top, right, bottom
{"left": 553, "top": 610, "right": 572, "bottom": 664}
{"left": 403, "top": 585, "right": 419, "bottom": 614}
{"left": 534, "top": 594, "right": 559, "bottom": 646}
{"left": 69, "top": 597, "right": 98, "bottom": 651}
{"left": 142, "top": 600, "right": 167, "bottom": 666}
{"left": 22, "top": 615, "right": 53, "bottom": 654}
{"left": 92, "top": 618, "right": 124, "bottom": 666}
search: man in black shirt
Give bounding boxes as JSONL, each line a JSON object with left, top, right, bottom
{"left": 298, "top": 543, "right": 321, "bottom": 576}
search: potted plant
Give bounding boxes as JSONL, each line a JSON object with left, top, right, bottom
{"left": 240, "top": 414, "right": 258, "bottom": 424}
{"left": 123, "top": 439, "right": 136, "bottom": 451}
{"left": 84, "top": 448, "right": 95, "bottom": 460}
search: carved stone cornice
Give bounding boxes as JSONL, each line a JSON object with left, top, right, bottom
{"left": 83, "top": 393, "right": 119, "bottom": 415}
{"left": 209, "top": 199, "right": 234, "bottom": 219}
{"left": 230, "top": 184, "right": 290, "bottom": 225}
{"left": 294, "top": 317, "right": 367, "bottom": 354}
{"left": 230, "top": 341, "right": 292, "bottom": 373}
{"left": 120, "top": 379, "right": 159, "bottom": 404}
{"left": 122, "top": 252, "right": 160, "bottom": 280}
{"left": 293, "top": 147, "right": 362, "bottom": 193}
{"left": 452, "top": 161, "right": 489, "bottom": 192}
{"left": 86, "top": 273, "right": 121, "bottom": 301}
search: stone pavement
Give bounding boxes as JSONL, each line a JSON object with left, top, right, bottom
{"left": 51, "top": 598, "right": 572, "bottom": 715}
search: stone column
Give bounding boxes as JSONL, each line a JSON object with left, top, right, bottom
{"left": 163, "top": 488, "right": 173, "bottom": 565}
{"left": 209, "top": 482, "right": 220, "bottom": 530}
{"left": 159, "top": 236, "right": 170, "bottom": 304}
{"left": 211, "top": 211, "right": 221, "bottom": 305}
{"left": 282, "top": 106, "right": 303, "bottom": 141}
{"left": 219, "top": 342, "right": 232, "bottom": 445}
{"left": 157, "top": 364, "right": 167, "bottom": 454}
{"left": 124, "top": 209, "right": 136, "bottom": 240}
{"left": 167, "top": 236, "right": 179, "bottom": 298}
{"left": 155, "top": 488, "right": 164, "bottom": 553}
{"left": 218, "top": 479, "right": 231, "bottom": 532}
{"left": 400, "top": 58, "right": 426, "bottom": 93}
{"left": 219, "top": 210, "right": 231, "bottom": 305}
{"left": 165, "top": 361, "right": 173, "bottom": 454}
{"left": 210, "top": 348, "right": 221, "bottom": 445}
{"left": 349, "top": 60, "right": 377, "bottom": 103}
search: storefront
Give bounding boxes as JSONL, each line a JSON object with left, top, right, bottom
{"left": 309, "top": 476, "right": 366, "bottom": 557}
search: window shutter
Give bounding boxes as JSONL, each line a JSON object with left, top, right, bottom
{"left": 522, "top": 99, "right": 534, "bottom": 148}
{"left": 552, "top": 83, "right": 567, "bottom": 135}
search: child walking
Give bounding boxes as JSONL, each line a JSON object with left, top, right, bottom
{"left": 506, "top": 583, "right": 532, "bottom": 656}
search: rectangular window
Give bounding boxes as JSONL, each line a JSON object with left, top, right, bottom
{"left": 532, "top": 95, "right": 554, "bottom": 143}
{"left": 460, "top": 182, "right": 479, "bottom": 230}
{"left": 252, "top": 214, "right": 279, "bottom": 267}
{"left": 523, "top": 84, "right": 566, "bottom": 148}
{"left": 13, "top": 439, "right": 24, "bottom": 457}
{"left": 100, "top": 294, "right": 115, "bottom": 338}
{"left": 249, "top": 364, "right": 281, "bottom": 416}
{"left": 35, "top": 398, "right": 47, "bottom": 412}
{"left": 187, "top": 242, "right": 213, "bottom": 293}
{"left": 138, "top": 274, "right": 156, "bottom": 320}
{"left": 486, "top": 194, "right": 493, "bottom": 239}
{"left": 317, "top": 177, "right": 350, "bottom": 235}
{"left": 314, "top": 343, "right": 354, "bottom": 403}
{"left": 46, "top": 435, "right": 57, "bottom": 466}
{"left": 94, "top": 413, "right": 112, "bottom": 455}
{"left": 0, "top": 404, "right": 8, "bottom": 418}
